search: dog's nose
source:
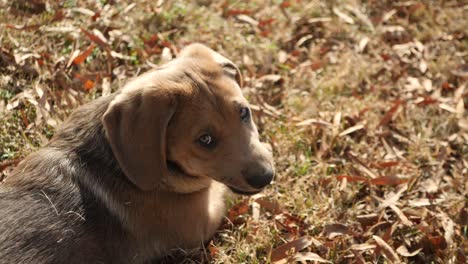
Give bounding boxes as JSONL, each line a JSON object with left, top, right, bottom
{"left": 244, "top": 166, "right": 274, "bottom": 189}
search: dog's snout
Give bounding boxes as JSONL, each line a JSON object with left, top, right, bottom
{"left": 243, "top": 166, "right": 274, "bottom": 189}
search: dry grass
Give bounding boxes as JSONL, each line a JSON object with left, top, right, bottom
{"left": 1, "top": 0, "right": 467, "bottom": 263}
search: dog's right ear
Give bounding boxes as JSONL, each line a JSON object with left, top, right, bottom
{"left": 180, "top": 43, "right": 243, "bottom": 88}
{"left": 102, "top": 89, "right": 177, "bottom": 191}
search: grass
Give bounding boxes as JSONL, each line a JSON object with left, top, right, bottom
{"left": 1, "top": 0, "right": 467, "bottom": 263}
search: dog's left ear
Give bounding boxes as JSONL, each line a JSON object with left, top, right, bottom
{"left": 102, "top": 89, "right": 177, "bottom": 191}
{"left": 180, "top": 43, "right": 243, "bottom": 88}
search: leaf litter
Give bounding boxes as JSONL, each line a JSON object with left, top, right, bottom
{"left": 1, "top": 0, "right": 467, "bottom": 263}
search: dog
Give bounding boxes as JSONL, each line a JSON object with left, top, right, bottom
{"left": 0, "top": 44, "right": 275, "bottom": 263}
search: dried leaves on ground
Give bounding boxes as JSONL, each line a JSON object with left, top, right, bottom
{"left": 1, "top": 0, "right": 467, "bottom": 263}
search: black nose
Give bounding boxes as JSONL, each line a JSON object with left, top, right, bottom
{"left": 244, "top": 167, "right": 274, "bottom": 189}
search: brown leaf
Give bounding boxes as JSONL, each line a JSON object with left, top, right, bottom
{"left": 5, "top": 24, "right": 41, "bottom": 31}
{"left": 377, "top": 184, "right": 407, "bottom": 209}
{"left": 310, "top": 59, "right": 324, "bottom": 71}
{"left": 73, "top": 44, "right": 96, "bottom": 65}
{"left": 225, "top": 9, "right": 252, "bottom": 17}
{"left": 427, "top": 235, "right": 447, "bottom": 250}
{"left": 389, "top": 205, "right": 412, "bottom": 226}
{"left": 415, "top": 96, "right": 438, "bottom": 106}
{"left": 258, "top": 18, "right": 276, "bottom": 27}
{"left": 370, "top": 176, "right": 408, "bottom": 186}
{"left": 336, "top": 175, "right": 368, "bottom": 183}
{"left": 207, "top": 241, "right": 219, "bottom": 258}
{"left": 0, "top": 159, "right": 21, "bottom": 173}
{"left": 293, "top": 252, "right": 331, "bottom": 263}
{"left": 270, "top": 236, "right": 312, "bottom": 263}
{"left": 83, "top": 79, "right": 95, "bottom": 91}
{"left": 322, "top": 223, "right": 350, "bottom": 239}
{"left": 255, "top": 198, "right": 282, "bottom": 214}
{"left": 373, "top": 235, "right": 401, "bottom": 263}
{"left": 370, "top": 161, "right": 399, "bottom": 169}
{"left": 51, "top": 9, "right": 65, "bottom": 23}
{"left": 396, "top": 245, "right": 422, "bottom": 257}
{"left": 280, "top": 1, "right": 291, "bottom": 8}
{"left": 81, "top": 28, "right": 109, "bottom": 49}
{"left": 226, "top": 199, "right": 249, "bottom": 223}
{"left": 356, "top": 213, "right": 379, "bottom": 228}
{"left": 378, "top": 100, "right": 403, "bottom": 127}
{"left": 279, "top": 213, "right": 309, "bottom": 235}
{"left": 351, "top": 243, "right": 377, "bottom": 251}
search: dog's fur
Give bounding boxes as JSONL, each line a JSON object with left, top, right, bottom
{"left": 0, "top": 44, "right": 274, "bottom": 263}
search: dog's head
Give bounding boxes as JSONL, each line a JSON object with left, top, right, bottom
{"left": 103, "top": 44, "right": 274, "bottom": 194}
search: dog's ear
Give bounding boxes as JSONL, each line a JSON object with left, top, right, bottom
{"left": 180, "top": 43, "right": 243, "bottom": 87}
{"left": 218, "top": 60, "right": 243, "bottom": 88}
{"left": 102, "top": 90, "right": 176, "bottom": 191}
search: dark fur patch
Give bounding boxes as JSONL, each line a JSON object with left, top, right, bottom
{"left": 0, "top": 95, "right": 138, "bottom": 263}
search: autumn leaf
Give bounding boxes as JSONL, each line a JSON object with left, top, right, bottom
{"left": 73, "top": 44, "right": 96, "bottom": 65}
{"left": 81, "top": 28, "right": 109, "bottom": 49}
{"left": 378, "top": 100, "right": 403, "bottom": 127}
{"left": 270, "top": 236, "right": 312, "bottom": 263}
{"left": 83, "top": 79, "right": 94, "bottom": 91}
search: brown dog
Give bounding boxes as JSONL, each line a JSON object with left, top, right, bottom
{"left": 0, "top": 44, "right": 274, "bottom": 263}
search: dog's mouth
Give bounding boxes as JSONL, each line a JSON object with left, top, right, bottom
{"left": 228, "top": 186, "right": 261, "bottom": 195}
{"left": 167, "top": 161, "right": 262, "bottom": 195}
{"left": 167, "top": 160, "right": 205, "bottom": 179}
{"left": 167, "top": 160, "right": 185, "bottom": 175}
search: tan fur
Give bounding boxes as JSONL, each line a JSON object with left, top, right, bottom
{"left": 0, "top": 44, "right": 274, "bottom": 263}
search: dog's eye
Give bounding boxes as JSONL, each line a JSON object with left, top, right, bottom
{"left": 198, "top": 134, "right": 215, "bottom": 148}
{"left": 240, "top": 107, "right": 250, "bottom": 122}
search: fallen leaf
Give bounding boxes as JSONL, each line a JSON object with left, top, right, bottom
{"left": 225, "top": 9, "right": 251, "bottom": 17}
{"left": 437, "top": 210, "right": 455, "bottom": 246}
{"left": 270, "top": 236, "right": 312, "bottom": 263}
{"left": 378, "top": 100, "right": 403, "bottom": 127}
{"left": 280, "top": 1, "right": 291, "bottom": 8}
{"left": 296, "top": 118, "right": 332, "bottom": 127}
{"left": 370, "top": 176, "right": 408, "bottom": 186}
{"left": 439, "top": 103, "right": 457, "bottom": 113}
{"left": 236, "top": 14, "right": 259, "bottom": 27}
{"left": 252, "top": 200, "right": 260, "bottom": 221}
{"left": 378, "top": 184, "right": 407, "bottom": 209}
{"left": 226, "top": 199, "right": 249, "bottom": 223}
{"left": 336, "top": 175, "right": 368, "bottom": 183}
{"left": 81, "top": 28, "right": 109, "bottom": 49}
{"left": 333, "top": 7, "right": 354, "bottom": 24}
{"left": 259, "top": 18, "right": 275, "bottom": 27}
{"left": 370, "top": 161, "right": 399, "bottom": 169}
{"left": 427, "top": 235, "right": 447, "bottom": 250}
{"left": 73, "top": 44, "right": 96, "bottom": 65}
{"left": 322, "top": 223, "right": 350, "bottom": 239}
{"left": 83, "top": 79, "right": 94, "bottom": 91}
{"left": 373, "top": 235, "right": 401, "bottom": 263}
{"left": 208, "top": 240, "right": 219, "bottom": 258}
{"left": 396, "top": 245, "right": 422, "bottom": 257}
{"left": 0, "top": 159, "right": 21, "bottom": 173}
{"left": 351, "top": 243, "right": 377, "bottom": 251}
{"left": 255, "top": 198, "right": 282, "bottom": 214}
{"left": 339, "top": 124, "right": 364, "bottom": 137}
{"left": 293, "top": 252, "right": 331, "bottom": 263}
{"left": 389, "top": 204, "right": 412, "bottom": 226}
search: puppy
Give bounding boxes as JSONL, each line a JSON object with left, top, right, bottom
{"left": 0, "top": 44, "right": 275, "bottom": 263}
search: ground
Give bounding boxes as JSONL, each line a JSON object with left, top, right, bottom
{"left": 0, "top": 0, "right": 467, "bottom": 263}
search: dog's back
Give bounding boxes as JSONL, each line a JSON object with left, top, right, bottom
{"left": 0, "top": 95, "right": 131, "bottom": 263}
{"left": 0, "top": 152, "right": 99, "bottom": 263}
